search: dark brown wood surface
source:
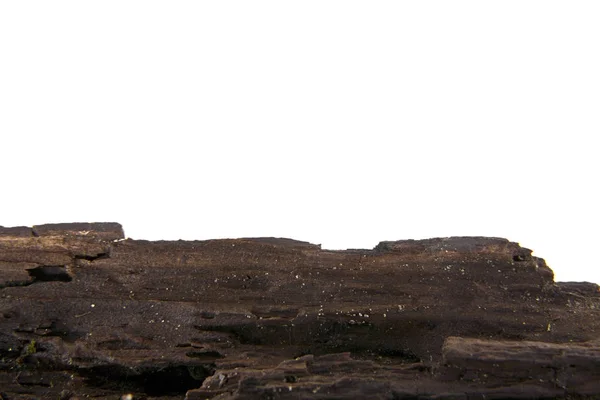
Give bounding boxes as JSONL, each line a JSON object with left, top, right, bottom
{"left": 1, "top": 223, "right": 599, "bottom": 399}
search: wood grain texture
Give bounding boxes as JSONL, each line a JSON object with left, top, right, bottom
{"left": 1, "top": 223, "right": 599, "bottom": 399}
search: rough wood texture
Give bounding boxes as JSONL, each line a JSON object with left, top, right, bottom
{"left": 1, "top": 223, "right": 599, "bottom": 399}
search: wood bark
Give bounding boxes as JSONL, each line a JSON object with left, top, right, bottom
{"left": 1, "top": 223, "right": 599, "bottom": 399}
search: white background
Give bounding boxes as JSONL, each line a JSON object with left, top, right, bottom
{"left": 1, "top": 1, "right": 598, "bottom": 283}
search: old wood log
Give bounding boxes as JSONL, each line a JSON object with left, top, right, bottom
{"left": 1, "top": 223, "right": 599, "bottom": 399}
